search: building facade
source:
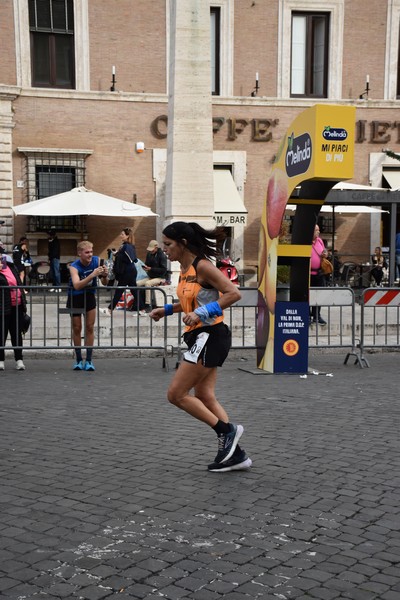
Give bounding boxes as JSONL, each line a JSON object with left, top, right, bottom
{"left": 1, "top": 0, "right": 400, "bottom": 278}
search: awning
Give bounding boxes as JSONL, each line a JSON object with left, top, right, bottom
{"left": 286, "top": 205, "right": 388, "bottom": 214}
{"left": 382, "top": 170, "right": 400, "bottom": 190}
{"left": 213, "top": 170, "right": 247, "bottom": 226}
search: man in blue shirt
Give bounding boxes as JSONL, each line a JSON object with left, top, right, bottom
{"left": 67, "top": 241, "right": 108, "bottom": 371}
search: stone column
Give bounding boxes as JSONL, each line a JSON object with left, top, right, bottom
{"left": 0, "top": 94, "right": 16, "bottom": 252}
{"left": 164, "top": 0, "right": 214, "bottom": 228}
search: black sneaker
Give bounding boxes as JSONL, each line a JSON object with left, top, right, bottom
{"left": 214, "top": 424, "right": 244, "bottom": 464}
{"left": 208, "top": 449, "right": 252, "bottom": 472}
{"left": 318, "top": 317, "right": 327, "bottom": 325}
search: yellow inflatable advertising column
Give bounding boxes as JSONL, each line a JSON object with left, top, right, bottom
{"left": 257, "top": 104, "right": 356, "bottom": 372}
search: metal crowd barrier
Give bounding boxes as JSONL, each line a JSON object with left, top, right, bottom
{"left": 1, "top": 285, "right": 173, "bottom": 369}
{"left": 2, "top": 284, "right": 398, "bottom": 369}
{"left": 171, "top": 287, "right": 360, "bottom": 365}
{"left": 308, "top": 286, "right": 362, "bottom": 365}
{"left": 358, "top": 287, "right": 400, "bottom": 367}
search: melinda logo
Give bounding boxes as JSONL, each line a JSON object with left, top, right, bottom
{"left": 285, "top": 132, "right": 312, "bottom": 177}
{"left": 322, "top": 126, "right": 348, "bottom": 140}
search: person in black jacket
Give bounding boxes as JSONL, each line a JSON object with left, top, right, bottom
{"left": 12, "top": 236, "right": 31, "bottom": 283}
{"left": 138, "top": 240, "right": 167, "bottom": 307}
{"left": 48, "top": 229, "right": 61, "bottom": 291}
{"left": 100, "top": 227, "right": 146, "bottom": 315}
{"left": 0, "top": 254, "right": 27, "bottom": 370}
{"left": 144, "top": 240, "right": 168, "bottom": 281}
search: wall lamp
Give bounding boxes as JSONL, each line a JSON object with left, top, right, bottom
{"left": 110, "top": 65, "right": 116, "bottom": 92}
{"left": 359, "top": 75, "right": 370, "bottom": 99}
{"left": 251, "top": 72, "right": 259, "bottom": 97}
{"left": 135, "top": 142, "right": 145, "bottom": 153}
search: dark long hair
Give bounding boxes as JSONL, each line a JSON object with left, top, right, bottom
{"left": 163, "top": 221, "right": 226, "bottom": 260}
{"left": 122, "top": 227, "right": 134, "bottom": 245}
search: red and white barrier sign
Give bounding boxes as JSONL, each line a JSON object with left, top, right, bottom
{"left": 364, "top": 289, "right": 400, "bottom": 306}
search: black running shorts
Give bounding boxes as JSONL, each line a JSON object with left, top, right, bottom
{"left": 66, "top": 292, "right": 96, "bottom": 316}
{"left": 183, "top": 322, "right": 232, "bottom": 368}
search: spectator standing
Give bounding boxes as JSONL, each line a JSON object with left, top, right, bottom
{"left": 0, "top": 253, "right": 28, "bottom": 370}
{"left": 12, "top": 236, "right": 31, "bottom": 283}
{"left": 101, "top": 227, "right": 146, "bottom": 315}
{"left": 48, "top": 229, "right": 61, "bottom": 291}
{"left": 310, "top": 224, "right": 327, "bottom": 325}
{"left": 131, "top": 258, "right": 148, "bottom": 312}
{"left": 67, "top": 240, "right": 108, "bottom": 371}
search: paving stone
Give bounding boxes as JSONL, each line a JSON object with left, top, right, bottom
{"left": 76, "top": 585, "right": 113, "bottom": 600}
{"left": 0, "top": 559, "right": 29, "bottom": 574}
{"left": 0, "top": 578, "right": 19, "bottom": 592}
{"left": 341, "top": 589, "right": 378, "bottom": 600}
{"left": 151, "top": 584, "right": 190, "bottom": 599}
{"left": 381, "top": 592, "right": 400, "bottom": 600}
{"left": 2, "top": 583, "right": 42, "bottom": 598}
{"left": 308, "top": 587, "right": 341, "bottom": 599}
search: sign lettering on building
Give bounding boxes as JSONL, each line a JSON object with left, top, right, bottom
{"left": 151, "top": 115, "right": 400, "bottom": 145}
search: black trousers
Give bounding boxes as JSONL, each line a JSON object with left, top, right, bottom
{"left": 0, "top": 304, "right": 24, "bottom": 361}
{"left": 371, "top": 267, "right": 383, "bottom": 285}
{"left": 109, "top": 276, "right": 145, "bottom": 311}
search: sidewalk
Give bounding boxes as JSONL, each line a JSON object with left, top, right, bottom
{"left": 1, "top": 350, "right": 399, "bottom": 599}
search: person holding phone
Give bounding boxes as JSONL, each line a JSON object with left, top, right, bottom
{"left": 67, "top": 241, "right": 108, "bottom": 371}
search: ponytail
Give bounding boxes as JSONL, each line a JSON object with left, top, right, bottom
{"left": 163, "top": 221, "right": 226, "bottom": 260}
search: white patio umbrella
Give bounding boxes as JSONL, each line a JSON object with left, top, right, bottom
{"left": 322, "top": 205, "right": 389, "bottom": 214}
{"left": 286, "top": 205, "right": 388, "bottom": 213}
{"left": 330, "top": 181, "right": 387, "bottom": 192}
{"left": 284, "top": 203, "right": 389, "bottom": 259}
{"left": 12, "top": 186, "right": 158, "bottom": 217}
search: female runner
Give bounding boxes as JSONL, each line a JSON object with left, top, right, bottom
{"left": 150, "top": 221, "right": 252, "bottom": 472}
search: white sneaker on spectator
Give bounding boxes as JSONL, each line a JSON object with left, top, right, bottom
{"left": 0, "top": 361, "right": 4, "bottom": 371}
{"left": 16, "top": 360, "right": 25, "bottom": 370}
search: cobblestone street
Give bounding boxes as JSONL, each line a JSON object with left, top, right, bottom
{"left": 0, "top": 350, "right": 399, "bottom": 599}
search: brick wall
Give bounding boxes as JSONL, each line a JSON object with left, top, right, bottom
{"left": 2, "top": 0, "right": 399, "bottom": 269}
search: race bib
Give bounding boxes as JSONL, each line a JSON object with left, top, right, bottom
{"left": 184, "top": 331, "right": 210, "bottom": 363}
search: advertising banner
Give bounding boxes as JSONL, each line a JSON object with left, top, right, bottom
{"left": 274, "top": 302, "right": 309, "bottom": 373}
{"left": 258, "top": 104, "right": 356, "bottom": 372}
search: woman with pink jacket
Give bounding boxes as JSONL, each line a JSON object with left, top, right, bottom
{"left": 309, "top": 224, "right": 327, "bottom": 325}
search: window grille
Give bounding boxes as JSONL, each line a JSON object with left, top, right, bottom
{"left": 19, "top": 149, "right": 90, "bottom": 233}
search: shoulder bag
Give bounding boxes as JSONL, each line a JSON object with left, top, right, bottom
{"left": 320, "top": 256, "right": 333, "bottom": 275}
